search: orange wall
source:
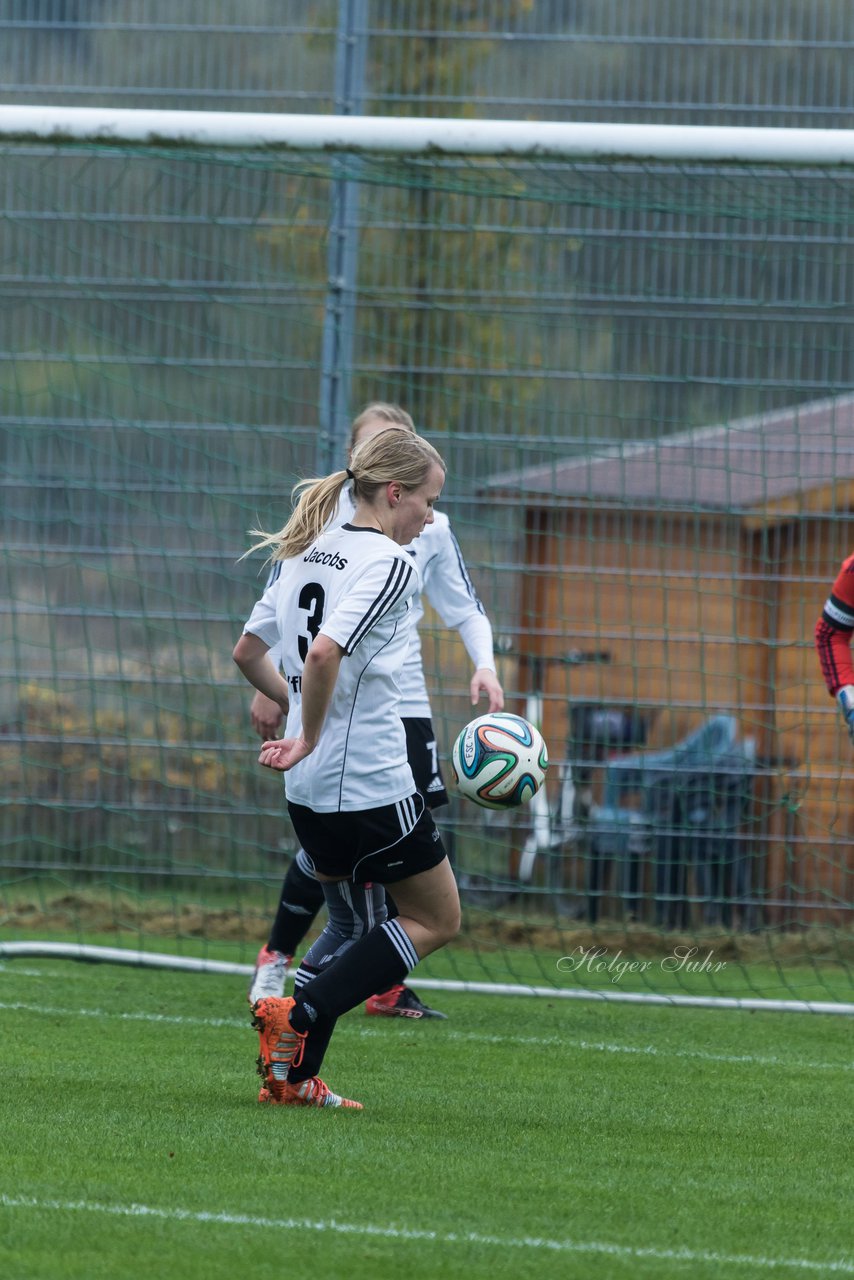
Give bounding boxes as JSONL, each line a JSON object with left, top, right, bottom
{"left": 520, "top": 505, "right": 852, "bottom": 923}
{"left": 522, "top": 507, "right": 764, "bottom": 748}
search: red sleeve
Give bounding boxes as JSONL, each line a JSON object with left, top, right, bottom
{"left": 815, "top": 553, "right": 854, "bottom": 695}
{"left": 816, "top": 618, "right": 854, "bottom": 695}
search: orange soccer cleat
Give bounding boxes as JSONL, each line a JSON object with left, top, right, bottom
{"left": 260, "top": 1075, "right": 363, "bottom": 1110}
{"left": 252, "top": 996, "right": 306, "bottom": 1088}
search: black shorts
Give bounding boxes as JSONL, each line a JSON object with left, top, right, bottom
{"left": 403, "top": 716, "right": 448, "bottom": 809}
{"left": 287, "top": 794, "right": 447, "bottom": 885}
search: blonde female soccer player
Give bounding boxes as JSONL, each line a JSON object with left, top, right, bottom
{"left": 233, "top": 427, "right": 460, "bottom": 1108}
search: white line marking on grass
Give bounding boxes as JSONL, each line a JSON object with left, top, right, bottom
{"left": 0, "top": 1194, "right": 851, "bottom": 1273}
{"left": 0, "top": 999, "right": 243, "bottom": 1029}
{"left": 2, "top": 999, "right": 851, "bottom": 1073}
{"left": 377, "top": 1027, "right": 854, "bottom": 1073}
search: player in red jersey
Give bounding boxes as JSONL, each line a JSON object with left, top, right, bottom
{"left": 814, "top": 552, "right": 854, "bottom": 739}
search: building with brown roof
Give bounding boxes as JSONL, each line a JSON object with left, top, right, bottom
{"left": 487, "top": 392, "right": 854, "bottom": 926}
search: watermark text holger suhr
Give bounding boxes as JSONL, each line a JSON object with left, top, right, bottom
{"left": 557, "top": 945, "right": 726, "bottom": 984}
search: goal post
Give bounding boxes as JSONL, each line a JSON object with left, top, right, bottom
{"left": 1, "top": 106, "right": 853, "bottom": 1013}
{"left": 5, "top": 104, "right": 854, "bottom": 162}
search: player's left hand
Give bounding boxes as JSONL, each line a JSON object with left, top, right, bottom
{"left": 250, "top": 690, "right": 286, "bottom": 741}
{"left": 258, "top": 737, "right": 314, "bottom": 772}
{"left": 471, "top": 667, "right": 504, "bottom": 713}
{"left": 837, "top": 685, "right": 854, "bottom": 746}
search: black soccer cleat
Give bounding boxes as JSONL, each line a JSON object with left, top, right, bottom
{"left": 364, "top": 984, "right": 448, "bottom": 1019}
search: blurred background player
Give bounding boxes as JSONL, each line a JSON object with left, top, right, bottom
{"left": 247, "top": 403, "right": 504, "bottom": 1017}
{"left": 815, "top": 551, "right": 854, "bottom": 741}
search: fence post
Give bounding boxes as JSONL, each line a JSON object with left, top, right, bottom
{"left": 318, "top": 0, "right": 368, "bottom": 473}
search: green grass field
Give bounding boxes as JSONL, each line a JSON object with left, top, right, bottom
{"left": 1, "top": 957, "right": 852, "bottom": 1280}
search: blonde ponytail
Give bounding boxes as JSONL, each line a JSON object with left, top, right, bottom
{"left": 245, "top": 471, "right": 350, "bottom": 563}
{"left": 246, "top": 423, "right": 444, "bottom": 565}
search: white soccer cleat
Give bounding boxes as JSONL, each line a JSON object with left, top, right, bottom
{"left": 247, "top": 945, "right": 290, "bottom": 1006}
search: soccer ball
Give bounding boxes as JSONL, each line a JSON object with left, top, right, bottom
{"left": 451, "top": 712, "right": 548, "bottom": 810}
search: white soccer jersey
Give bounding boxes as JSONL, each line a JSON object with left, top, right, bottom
{"left": 243, "top": 523, "right": 418, "bottom": 812}
{"left": 261, "top": 486, "right": 495, "bottom": 717}
{"left": 400, "top": 506, "right": 493, "bottom": 716}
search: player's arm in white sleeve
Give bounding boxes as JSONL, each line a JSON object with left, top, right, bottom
{"left": 245, "top": 565, "right": 287, "bottom": 740}
{"left": 422, "top": 516, "right": 504, "bottom": 712}
{"left": 233, "top": 582, "right": 291, "bottom": 715}
{"left": 244, "top": 493, "right": 356, "bottom": 740}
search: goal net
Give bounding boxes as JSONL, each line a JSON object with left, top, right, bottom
{"left": 1, "top": 108, "right": 852, "bottom": 1011}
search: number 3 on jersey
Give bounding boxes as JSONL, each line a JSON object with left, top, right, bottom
{"left": 297, "top": 582, "right": 325, "bottom": 661}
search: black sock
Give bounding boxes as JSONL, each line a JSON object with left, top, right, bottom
{"left": 268, "top": 858, "right": 325, "bottom": 955}
{"left": 290, "top": 919, "right": 418, "bottom": 1031}
{"left": 287, "top": 962, "right": 338, "bottom": 1082}
{"left": 375, "top": 893, "right": 396, "bottom": 992}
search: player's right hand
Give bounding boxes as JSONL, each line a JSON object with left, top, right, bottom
{"left": 470, "top": 667, "right": 504, "bottom": 713}
{"left": 250, "top": 690, "right": 285, "bottom": 741}
{"left": 258, "top": 737, "right": 314, "bottom": 772}
{"left": 837, "top": 685, "right": 854, "bottom": 745}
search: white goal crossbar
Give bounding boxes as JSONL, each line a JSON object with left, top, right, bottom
{"left": 2, "top": 105, "right": 854, "bottom": 165}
